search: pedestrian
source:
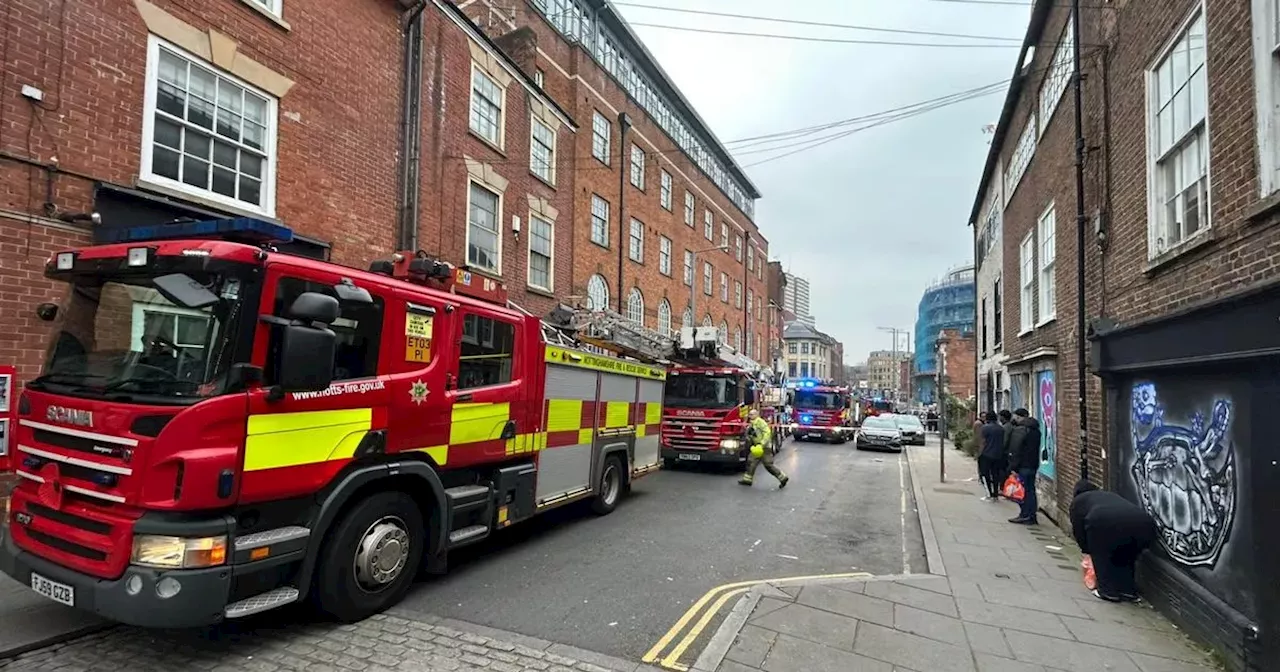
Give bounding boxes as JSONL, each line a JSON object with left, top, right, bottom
{"left": 977, "top": 412, "right": 1007, "bottom": 500}
{"left": 1070, "top": 480, "right": 1157, "bottom": 602}
{"left": 1005, "top": 408, "right": 1041, "bottom": 524}
{"left": 739, "top": 409, "right": 789, "bottom": 488}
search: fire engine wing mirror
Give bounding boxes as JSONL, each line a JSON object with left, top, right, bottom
{"left": 153, "top": 273, "right": 219, "bottom": 309}
{"left": 35, "top": 302, "right": 58, "bottom": 322}
{"left": 276, "top": 324, "right": 336, "bottom": 394}
{"left": 288, "top": 292, "right": 340, "bottom": 325}
{"left": 744, "top": 387, "right": 757, "bottom": 406}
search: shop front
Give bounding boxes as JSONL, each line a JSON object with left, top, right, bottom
{"left": 1091, "top": 286, "right": 1279, "bottom": 672}
{"left": 1006, "top": 348, "right": 1059, "bottom": 523}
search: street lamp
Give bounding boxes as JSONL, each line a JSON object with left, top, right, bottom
{"left": 689, "top": 243, "right": 728, "bottom": 330}
{"left": 877, "top": 326, "right": 910, "bottom": 403}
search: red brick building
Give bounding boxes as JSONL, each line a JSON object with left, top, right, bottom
{"left": 455, "top": 0, "right": 771, "bottom": 362}
{"left": 1, "top": 0, "right": 769, "bottom": 388}
{"left": 935, "top": 329, "right": 975, "bottom": 401}
{"left": 970, "top": 0, "right": 1279, "bottom": 667}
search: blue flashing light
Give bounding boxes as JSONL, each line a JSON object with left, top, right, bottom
{"left": 95, "top": 217, "right": 294, "bottom": 245}
{"left": 800, "top": 414, "right": 814, "bottom": 425}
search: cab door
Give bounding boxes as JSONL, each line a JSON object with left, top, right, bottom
{"left": 240, "top": 265, "right": 391, "bottom": 504}
{"left": 441, "top": 303, "right": 526, "bottom": 467}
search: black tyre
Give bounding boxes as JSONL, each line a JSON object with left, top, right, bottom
{"left": 592, "top": 455, "right": 625, "bottom": 515}
{"left": 311, "top": 491, "right": 425, "bottom": 622}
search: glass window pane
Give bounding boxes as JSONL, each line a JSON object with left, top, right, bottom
{"left": 212, "top": 167, "right": 236, "bottom": 197}
{"left": 187, "top": 96, "right": 215, "bottom": 130}
{"left": 241, "top": 153, "right": 263, "bottom": 179}
{"left": 185, "top": 132, "right": 211, "bottom": 160}
{"left": 153, "top": 146, "right": 180, "bottom": 179}
{"left": 158, "top": 51, "right": 187, "bottom": 87}
{"left": 243, "top": 122, "right": 265, "bottom": 151}
{"left": 154, "top": 118, "right": 182, "bottom": 149}
{"left": 216, "top": 108, "right": 242, "bottom": 142}
{"left": 156, "top": 82, "right": 186, "bottom": 118}
{"left": 182, "top": 156, "right": 209, "bottom": 188}
{"left": 213, "top": 141, "right": 237, "bottom": 169}
{"left": 239, "top": 175, "right": 262, "bottom": 205}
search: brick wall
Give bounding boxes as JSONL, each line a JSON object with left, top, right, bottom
{"left": 938, "top": 329, "right": 976, "bottom": 401}
{"left": 0, "top": 0, "right": 406, "bottom": 385}
{"left": 456, "top": 0, "right": 771, "bottom": 358}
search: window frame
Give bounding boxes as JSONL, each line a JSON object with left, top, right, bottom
{"left": 1145, "top": 6, "right": 1211, "bottom": 260}
{"left": 734, "top": 280, "right": 742, "bottom": 309}
{"left": 660, "top": 170, "right": 673, "bottom": 210}
{"left": 590, "top": 194, "right": 610, "bottom": 248}
{"left": 627, "top": 288, "right": 645, "bottom": 325}
{"left": 719, "top": 272, "right": 728, "bottom": 303}
{"left": 140, "top": 36, "right": 279, "bottom": 217}
{"left": 1037, "top": 204, "right": 1056, "bottom": 325}
{"left": 591, "top": 111, "right": 611, "bottom": 164}
{"left": 703, "top": 262, "right": 713, "bottom": 296}
{"left": 659, "top": 235, "right": 672, "bottom": 276}
{"left": 246, "top": 0, "right": 282, "bottom": 17}
{"left": 657, "top": 298, "right": 672, "bottom": 335}
{"left": 629, "top": 144, "right": 646, "bottom": 189}
{"left": 684, "top": 191, "right": 695, "bottom": 225}
{"left": 993, "top": 276, "right": 1003, "bottom": 348}
{"left": 1251, "top": 0, "right": 1280, "bottom": 195}
{"left": 527, "top": 212, "right": 554, "bottom": 292}
{"left": 704, "top": 210, "right": 714, "bottom": 240}
{"left": 1038, "top": 14, "right": 1075, "bottom": 137}
{"left": 628, "top": 217, "right": 644, "bottom": 263}
{"left": 1019, "top": 231, "right": 1035, "bottom": 334}
{"left": 529, "top": 115, "right": 556, "bottom": 185}
{"left": 466, "top": 180, "right": 503, "bottom": 274}
{"left": 1004, "top": 114, "right": 1037, "bottom": 203}
{"left": 469, "top": 63, "right": 506, "bottom": 148}
{"left": 683, "top": 249, "right": 694, "bottom": 286}
{"left": 586, "top": 273, "right": 609, "bottom": 311}
{"left": 456, "top": 310, "right": 518, "bottom": 391}
{"left": 266, "top": 275, "right": 385, "bottom": 384}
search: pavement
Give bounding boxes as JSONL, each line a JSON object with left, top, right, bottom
{"left": 692, "top": 435, "right": 1224, "bottom": 672}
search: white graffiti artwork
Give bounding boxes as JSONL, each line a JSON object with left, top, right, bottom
{"left": 1129, "top": 383, "right": 1236, "bottom": 568}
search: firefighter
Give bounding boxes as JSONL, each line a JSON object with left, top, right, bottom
{"left": 740, "top": 409, "right": 789, "bottom": 488}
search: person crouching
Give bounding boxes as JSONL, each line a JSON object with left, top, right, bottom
{"left": 1069, "top": 479, "right": 1158, "bottom": 602}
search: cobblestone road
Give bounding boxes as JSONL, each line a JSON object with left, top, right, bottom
{"left": 0, "top": 610, "right": 658, "bottom": 672}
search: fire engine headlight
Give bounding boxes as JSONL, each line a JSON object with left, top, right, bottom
{"left": 720, "top": 439, "right": 741, "bottom": 450}
{"left": 131, "top": 534, "right": 227, "bottom": 569}
{"left": 55, "top": 252, "right": 76, "bottom": 270}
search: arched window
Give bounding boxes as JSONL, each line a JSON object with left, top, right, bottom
{"left": 719, "top": 320, "right": 728, "bottom": 344}
{"left": 734, "top": 328, "right": 742, "bottom": 352}
{"left": 657, "top": 299, "right": 672, "bottom": 335}
{"left": 586, "top": 274, "right": 609, "bottom": 311}
{"left": 703, "top": 314, "right": 713, "bottom": 327}
{"left": 682, "top": 306, "right": 694, "bottom": 330}
{"left": 627, "top": 288, "right": 645, "bottom": 325}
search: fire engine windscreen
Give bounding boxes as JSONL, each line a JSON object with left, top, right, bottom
{"left": 664, "top": 374, "right": 739, "bottom": 409}
{"left": 794, "top": 391, "right": 843, "bottom": 410}
{"left": 32, "top": 271, "right": 247, "bottom": 401}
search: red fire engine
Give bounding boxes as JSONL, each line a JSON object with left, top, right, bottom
{"left": 658, "top": 327, "right": 767, "bottom": 468}
{"left": 788, "top": 379, "right": 853, "bottom": 443}
{"left": 0, "top": 218, "right": 668, "bottom": 628}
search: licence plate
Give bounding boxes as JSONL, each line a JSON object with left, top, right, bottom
{"left": 30, "top": 572, "right": 74, "bottom": 607}
{"left": 678, "top": 453, "right": 702, "bottom": 461}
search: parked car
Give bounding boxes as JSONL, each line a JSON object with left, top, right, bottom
{"left": 855, "top": 416, "right": 903, "bottom": 452}
{"left": 889, "top": 413, "right": 926, "bottom": 445}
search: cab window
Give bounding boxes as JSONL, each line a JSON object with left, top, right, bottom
{"left": 457, "top": 312, "right": 515, "bottom": 389}
{"left": 266, "top": 277, "right": 384, "bottom": 382}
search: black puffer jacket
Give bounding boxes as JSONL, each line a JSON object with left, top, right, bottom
{"left": 1006, "top": 416, "right": 1041, "bottom": 471}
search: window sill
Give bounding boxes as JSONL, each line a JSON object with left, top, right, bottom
{"left": 593, "top": 155, "right": 610, "bottom": 167}
{"left": 1035, "top": 315, "right": 1056, "bottom": 328}
{"left": 135, "top": 176, "right": 278, "bottom": 223}
{"left": 661, "top": 204, "right": 673, "bottom": 213}
{"left": 468, "top": 129, "right": 506, "bottom": 157}
{"left": 590, "top": 239, "right": 609, "bottom": 250}
{"left": 530, "top": 172, "right": 556, "bottom": 190}
{"left": 1143, "top": 228, "right": 1215, "bottom": 277}
{"left": 1017, "top": 327, "right": 1034, "bottom": 337}
{"left": 629, "top": 257, "right": 644, "bottom": 265}
{"left": 527, "top": 286, "right": 555, "bottom": 298}
{"left": 465, "top": 265, "right": 502, "bottom": 280}
{"left": 1245, "top": 189, "right": 1280, "bottom": 228}
{"left": 631, "top": 183, "right": 646, "bottom": 192}
{"left": 238, "top": 0, "right": 291, "bottom": 30}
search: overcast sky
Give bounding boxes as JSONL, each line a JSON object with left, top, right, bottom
{"left": 615, "top": 0, "right": 1032, "bottom": 365}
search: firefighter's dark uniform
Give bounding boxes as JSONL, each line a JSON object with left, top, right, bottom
{"left": 740, "top": 416, "right": 788, "bottom": 487}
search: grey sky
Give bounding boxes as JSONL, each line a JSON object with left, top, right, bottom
{"left": 616, "top": 0, "right": 1031, "bottom": 364}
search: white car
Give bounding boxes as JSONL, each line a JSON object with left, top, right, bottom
{"left": 855, "top": 416, "right": 903, "bottom": 452}
{"left": 888, "top": 413, "right": 926, "bottom": 445}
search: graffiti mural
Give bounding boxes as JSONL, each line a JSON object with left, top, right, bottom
{"left": 1129, "top": 382, "right": 1237, "bottom": 568}
{"left": 1037, "top": 371, "right": 1056, "bottom": 480}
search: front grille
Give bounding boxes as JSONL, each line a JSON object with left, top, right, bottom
{"left": 661, "top": 416, "right": 722, "bottom": 450}
{"left": 31, "top": 428, "right": 129, "bottom": 461}
{"left": 10, "top": 486, "right": 135, "bottom": 579}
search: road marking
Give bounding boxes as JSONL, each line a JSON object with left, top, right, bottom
{"left": 642, "top": 571, "right": 873, "bottom": 669}
{"left": 899, "top": 450, "right": 911, "bottom": 575}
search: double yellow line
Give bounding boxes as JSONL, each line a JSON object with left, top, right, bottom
{"left": 641, "top": 572, "right": 873, "bottom": 671}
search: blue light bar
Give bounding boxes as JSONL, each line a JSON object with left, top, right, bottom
{"left": 95, "top": 217, "right": 294, "bottom": 245}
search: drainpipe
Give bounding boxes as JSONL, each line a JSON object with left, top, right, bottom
{"left": 743, "top": 234, "right": 750, "bottom": 354}
{"left": 1070, "top": 0, "right": 1090, "bottom": 483}
{"left": 616, "top": 112, "right": 631, "bottom": 313}
{"left": 398, "top": 1, "right": 428, "bottom": 252}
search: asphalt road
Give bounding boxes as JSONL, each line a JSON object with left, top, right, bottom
{"left": 399, "top": 437, "right": 926, "bottom": 660}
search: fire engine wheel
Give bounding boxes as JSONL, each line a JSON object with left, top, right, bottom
{"left": 591, "top": 455, "right": 624, "bottom": 515}
{"left": 312, "top": 491, "right": 425, "bottom": 622}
